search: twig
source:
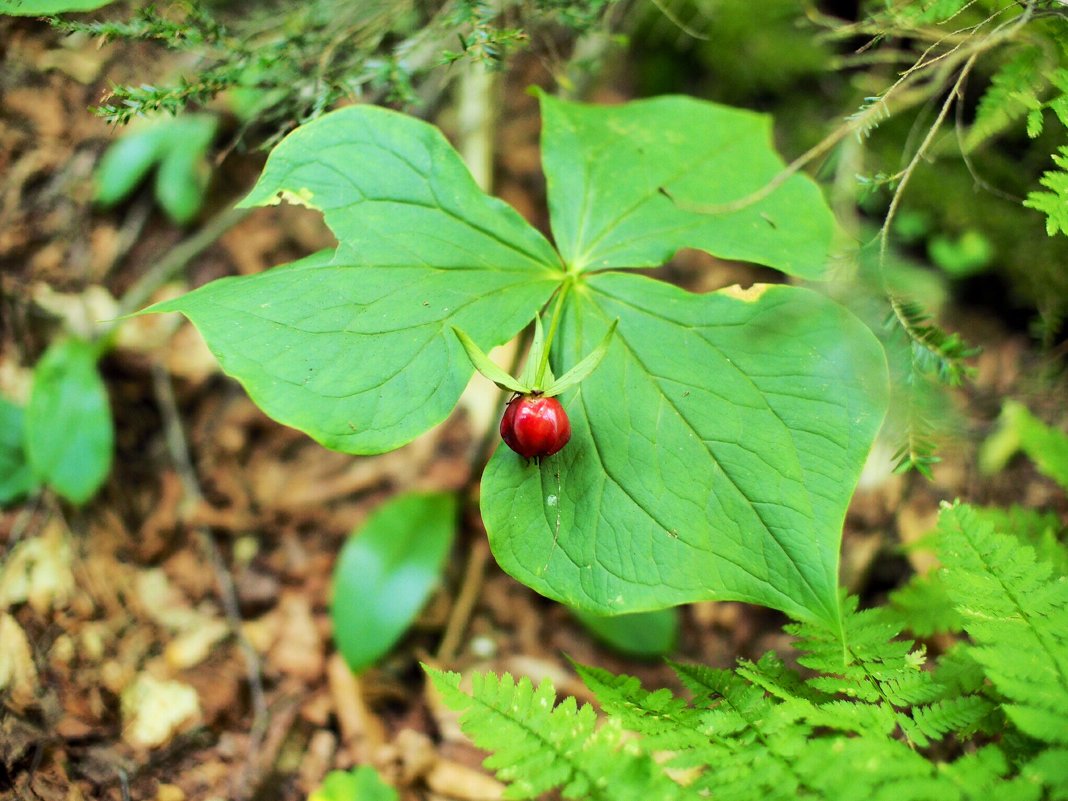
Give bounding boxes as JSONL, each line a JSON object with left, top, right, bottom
{"left": 116, "top": 204, "right": 252, "bottom": 318}
{"left": 436, "top": 538, "right": 490, "bottom": 662}
{"left": 150, "top": 362, "right": 269, "bottom": 799}
{"left": 649, "top": 0, "right": 709, "bottom": 41}
{"left": 878, "top": 54, "right": 979, "bottom": 266}
{"left": 668, "top": 1, "right": 1034, "bottom": 220}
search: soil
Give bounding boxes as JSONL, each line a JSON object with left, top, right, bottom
{"left": 2, "top": 15, "right": 1066, "bottom": 801}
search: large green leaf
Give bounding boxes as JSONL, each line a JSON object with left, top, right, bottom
{"left": 151, "top": 106, "right": 561, "bottom": 454}
{"left": 25, "top": 339, "right": 113, "bottom": 505}
{"left": 331, "top": 492, "right": 457, "bottom": 673}
{"left": 540, "top": 94, "right": 835, "bottom": 278}
{"left": 0, "top": 0, "right": 113, "bottom": 13}
{"left": 483, "top": 275, "right": 888, "bottom": 626}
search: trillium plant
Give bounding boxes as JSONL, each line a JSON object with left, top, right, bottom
{"left": 149, "top": 92, "right": 889, "bottom": 630}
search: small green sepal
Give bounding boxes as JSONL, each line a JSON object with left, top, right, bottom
{"left": 452, "top": 327, "right": 528, "bottom": 394}
{"left": 543, "top": 319, "right": 618, "bottom": 398}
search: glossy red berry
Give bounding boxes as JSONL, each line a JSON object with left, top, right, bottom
{"left": 500, "top": 395, "right": 571, "bottom": 459}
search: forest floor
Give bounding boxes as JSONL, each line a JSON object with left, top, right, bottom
{"left": 2, "top": 16, "right": 1067, "bottom": 801}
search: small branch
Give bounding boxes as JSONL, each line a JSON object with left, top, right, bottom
{"left": 878, "top": 54, "right": 978, "bottom": 266}
{"left": 150, "top": 363, "right": 269, "bottom": 799}
{"left": 116, "top": 204, "right": 252, "bottom": 318}
{"left": 436, "top": 538, "right": 490, "bottom": 663}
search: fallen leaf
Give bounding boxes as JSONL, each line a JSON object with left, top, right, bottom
{"left": 0, "top": 517, "right": 75, "bottom": 614}
{"left": 120, "top": 672, "right": 201, "bottom": 749}
{"left": 0, "top": 613, "right": 39, "bottom": 711}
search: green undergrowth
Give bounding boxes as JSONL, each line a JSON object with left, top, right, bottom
{"left": 428, "top": 415, "right": 1068, "bottom": 801}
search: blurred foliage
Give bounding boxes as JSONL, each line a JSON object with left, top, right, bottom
{"left": 50, "top": 0, "right": 618, "bottom": 150}
{"left": 624, "top": 0, "right": 1068, "bottom": 337}
{"left": 622, "top": 0, "right": 1068, "bottom": 474}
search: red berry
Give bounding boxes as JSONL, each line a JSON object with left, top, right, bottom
{"left": 500, "top": 395, "right": 572, "bottom": 459}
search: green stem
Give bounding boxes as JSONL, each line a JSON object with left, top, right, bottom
{"left": 535, "top": 279, "right": 572, "bottom": 390}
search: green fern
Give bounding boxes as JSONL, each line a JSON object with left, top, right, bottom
{"left": 425, "top": 667, "right": 691, "bottom": 800}
{"left": 937, "top": 502, "right": 1068, "bottom": 746}
{"left": 430, "top": 497, "right": 1068, "bottom": 801}
{"left": 1025, "top": 145, "right": 1068, "bottom": 237}
{"left": 968, "top": 46, "right": 1045, "bottom": 148}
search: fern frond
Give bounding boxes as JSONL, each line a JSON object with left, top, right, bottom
{"left": 909, "top": 695, "right": 998, "bottom": 741}
{"left": 1021, "top": 747, "right": 1068, "bottom": 798}
{"left": 999, "top": 401, "right": 1068, "bottom": 493}
{"left": 937, "top": 502, "right": 1068, "bottom": 746}
{"left": 889, "top": 572, "right": 964, "bottom": 636}
{"left": 1025, "top": 145, "right": 1068, "bottom": 238}
{"left": 969, "top": 502, "right": 1068, "bottom": 574}
{"left": 968, "top": 46, "right": 1044, "bottom": 147}
{"left": 938, "top": 746, "right": 1038, "bottom": 800}
{"left": 574, "top": 663, "right": 708, "bottom": 752}
{"left": 426, "top": 667, "right": 691, "bottom": 800}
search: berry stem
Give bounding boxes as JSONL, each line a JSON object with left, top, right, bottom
{"left": 535, "top": 278, "right": 572, "bottom": 390}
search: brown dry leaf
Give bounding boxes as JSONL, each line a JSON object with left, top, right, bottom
{"left": 162, "top": 321, "right": 221, "bottom": 383}
{"left": 269, "top": 591, "right": 325, "bottom": 681}
{"left": 114, "top": 284, "right": 188, "bottom": 354}
{"left": 297, "top": 730, "right": 338, "bottom": 794}
{"left": 0, "top": 516, "right": 75, "bottom": 614}
{"left": 38, "top": 36, "right": 109, "bottom": 84}
{"left": 32, "top": 281, "right": 119, "bottom": 340}
{"left": 120, "top": 672, "right": 202, "bottom": 749}
{"left": 326, "top": 654, "right": 386, "bottom": 755}
{"left": 5, "top": 87, "right": 67, "bottom": 141}
{"left": 426, "top": 759, "right": 504, "bottom": 801}
{"left": 164, "top": 618, "right": 230, "bottom": 671}
{"left": 135, "top": 567, "right": 202, "bottom": 631}
{"left": 0, "top": 613, "right": 40, "bottom": 711}
{"left": 219, "top": 213, "right": 286, "bottom": 275}
{"left": 0, "top": 352, "right": 33, "bottom": 403}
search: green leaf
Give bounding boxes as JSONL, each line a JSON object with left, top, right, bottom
{"left": 483, "top": 277, "right": 888, "bottom": 625}
{"left": 25, "top": 339, "right": 113, "bottom": 505}
{"left": 0, "top": 0, "right": 113, "bottom": 13}
{"left": 151, "top": 105, "right": 562, "bottom": 454}
{"left": 331, "top": 492, "right": 457, "bottom": 672}
{"left": 544, "top": 319, "right": 617, "bottom": 397}
{"left": 308, "top": 766, "right": 398, "bottom": 801}
{"left": 153, "top": 115, "right": 217, "bottom": 224}
{"left": 570, "top": 606, "right": 678, "bottom": 658}
{"left": 539, "top": 93, "right": 835, "bottom": 278}
{"left": 453, "top": 326, "right": 527, "bottom": 394}
{"left": 94, "top": 114, "right": 216, "bottom": 222}
{"left": 0, "top": 398, "right": 38, "bottom": 506}
{"left": 94, "top": 124, "right": 170, "bottom": 207}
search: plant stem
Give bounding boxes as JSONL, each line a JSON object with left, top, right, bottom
{"left": 535, "top": 279, "right": 572, "bottom": 389}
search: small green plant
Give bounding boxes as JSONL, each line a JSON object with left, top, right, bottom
{"left": 94, "top": 113, "right": 218, "bottom": 225}
{"left": 0, "top": 339, "right": 114, "bottom": 507}
{"left": 308, "top": 765, "right": 398, "bottom": 801}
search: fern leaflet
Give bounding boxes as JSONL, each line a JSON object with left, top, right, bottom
{"left": 1024, "top": 145, "right": 1068, "bottom": 238}
{"left": 937, "top": 502, "right": 1068, "bottom": 746}
{"left": 426, "top": 667, "right": 692, "bottom": 800}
